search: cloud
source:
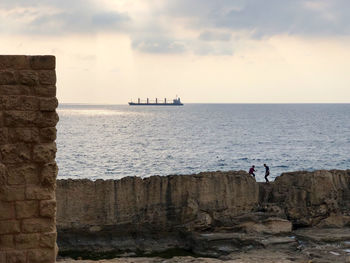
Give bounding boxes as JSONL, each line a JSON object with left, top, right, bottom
{"left": 1, "top": 0, "right": 350, "bottom": 55}
{"left": 27, "top": 11, "right": 129, "bottom": 34}
{"left": 132, "top": 38, "right": 186, "bottom": 54}
{"left": 134, "top": 0, "right": 350, "bottom": 54}
{"left": 130, "top": 0, "right": 350, "bottom": 54}
{"left": 161, "top": 0, "right": 350, "bottom": 37}
{"left": 193, "top": 44, "right": 233, "bottom": 56}
{"left": 199, "top": 31, "right": 231, "bottom": 41}
{"left": 0, "top": 0, "right": 129, "bottom": 35}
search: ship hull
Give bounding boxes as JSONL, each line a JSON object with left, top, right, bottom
{"left": 128, "top": 103, "right": 183, "bottom": 106}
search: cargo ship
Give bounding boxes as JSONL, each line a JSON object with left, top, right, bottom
{"left": 129, "top": 97, "right": 183, "bottom": 106}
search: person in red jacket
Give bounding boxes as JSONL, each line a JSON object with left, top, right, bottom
{"left": 249, "top": 165, "right": 256, "bottom": 178}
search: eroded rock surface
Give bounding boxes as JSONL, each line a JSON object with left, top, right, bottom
{"left": 261, "top": 170, "right": 350, "bottom": 227}
{"left": 56, "top": 170, "right": 350, "bottom": 259}
{"left": 57, "top": 228, "right": 350, "bottom": 263}
{"left": 57, "top": 171, "right": 259, "bottom": 230}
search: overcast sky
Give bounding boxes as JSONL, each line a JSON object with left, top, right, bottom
{"left": 1, "top": 0, "right": 350, "bottom": 103}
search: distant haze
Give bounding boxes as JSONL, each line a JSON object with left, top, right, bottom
{"left": 1, "top": 0, "right": 350, "bottom": 103}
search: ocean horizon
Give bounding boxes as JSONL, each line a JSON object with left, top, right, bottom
{"left": 56, "top": 103, "right": 350, "bottom": 182}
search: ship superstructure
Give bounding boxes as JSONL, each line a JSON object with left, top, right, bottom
{"left": 129, "top": 97, "right": 183, "bottom": 106}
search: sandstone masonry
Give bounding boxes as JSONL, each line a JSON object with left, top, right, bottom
{"left": 0, "top": 55, "right": 58, "bottom": 263}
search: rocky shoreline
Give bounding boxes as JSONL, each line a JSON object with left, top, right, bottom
{"left": 56, "top": 170, "right": 350, "bottom": 262}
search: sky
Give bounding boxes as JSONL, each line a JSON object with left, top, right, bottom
{"left": 1, "top": 0, "right": 350, "bottom": 104}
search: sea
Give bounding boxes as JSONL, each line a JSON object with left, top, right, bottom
{"left": 56, "top": 104, "right": 350, "bottom": 182}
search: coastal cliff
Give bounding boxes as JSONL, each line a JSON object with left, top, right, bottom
{"left": 56, "top": 170, "right": 350, "bottom": 259}
{"left": 57, "top": 171, "right": 258, "bottom": 231}
{"left": 261, "top": 170, "right": 350, "bottom": 227}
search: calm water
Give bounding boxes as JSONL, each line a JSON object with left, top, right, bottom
{"left": 56, "top": 104, "right": 350, "bottom": 182}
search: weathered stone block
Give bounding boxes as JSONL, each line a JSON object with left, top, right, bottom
{"left": 0, "top": 163, "right": 7, "bottom": 185}
{"left": 40, "top": 200, "right": 56, "bottom": 218}
{"left": 0, "top": 85, "right": 32, "bottom": 96}
{"left": 0, "top": 111, "right": 4, "bottom": 127}
{"left": 40, "top": 127, "right": 56, "bottom": 142}
{"left": 34, "top": 85, "right": 56, "bottom": 97}
{"left": 18, "top": 70, "right": 39, "bottom": 86}
{"left": 0, "top": 220, "right": 20, "bottom": 234}
{"left": 30, "top": 56, "right": 55, "bottom": 70}
{"left": 0, "top": 55, "right": 30, "bottom": 70}
{"left": 21, "top": 218, "right": 55, "bottom": 233}
{"left": 0, "top": 128, "right": 8, "bottom": 144}
{"left": 36, "top": 111, "right": 59, "bottom": 128}
{"left": 26, "top": 186, "right": 54, "bottom": 200}
{"left": 39, "top": 97, "right": 58, "bottom": 111}
{"left": 0, "top": 70, "right": 16, "bottom": 85}
{"left": 7, "top": 164, "right": 39, "bottom": 185}
{"left": 38, "top": 70, "right": 56, "bottom": 85}
{"left": 6, "top": 250, "right": 27, "bottom": 263}
{"left": 4, "top": 111, "right": 37, "bottom": 127}
{"left": 15, "top": 233, "right": 40, "bottom": 249}
{"left": 39, "top": 232, "right": 56, "bottom": 248}
{"left": 7, "top": 169, "right": 25, "bottom": 185}
{"left": 24, "top": 165, "right": 40, "bottom": 185}
{"left": 15, "top": 200, "right": 39, "bottom": 218}
{"left": 0, "top": 201, "right": 15, "bottom": 220}
{"left": 8, "top": 127, "right": 39, "bottom": 143}
{"left": 0, "top": 144, "right": 31, "bottom": 164}
{"left": 0, "top": 234, "right": 14, "bottom": 250}
{"left": 33, "top": 143, "right": 56, "bottom": 163}
{"left": 0, "top": 96, "right": 3, "bottom": 110}
{"left": 0, "top": 185, "right": 25, "bottom": 201}
{"left": 2, "top": 95, "right": 39, "bottom": 111}
{"left": 27, "top": 248, "right": 55, "bottom": 263}
{"left": 40, "top": 163, "right": 58, "bottom": 189}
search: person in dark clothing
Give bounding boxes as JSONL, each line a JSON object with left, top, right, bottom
{"left": 264, "top": 164, "right": 270, "bottom": 183}
{"left": 249, "top": 165, "right": 256, "bottom": 178}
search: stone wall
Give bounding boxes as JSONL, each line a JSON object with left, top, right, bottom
{"left": 0, "top": 55, "right": 58, "bottom": 263}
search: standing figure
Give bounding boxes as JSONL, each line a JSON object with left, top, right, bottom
{"left": 264, "top": 164, "right": 270, "bottom": 183}
{"left": 249, "top": 165, "right": 256, "bottom": 178}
